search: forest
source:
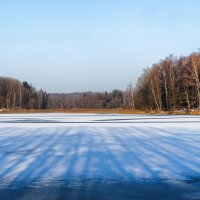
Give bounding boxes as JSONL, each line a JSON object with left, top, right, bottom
{"left": 1, "top": 51, "right": 200, "bottom": 111}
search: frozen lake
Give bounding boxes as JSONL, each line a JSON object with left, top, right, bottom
{"left": 0, "top": 113, "right": 200, "bottom": 199}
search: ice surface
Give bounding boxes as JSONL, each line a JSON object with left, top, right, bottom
{"left": 0, "top": 114, "right": 200, "bottom": 199}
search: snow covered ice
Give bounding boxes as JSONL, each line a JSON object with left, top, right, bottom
{"left": 0, "top": 113, "right": 200, "bottom": 199}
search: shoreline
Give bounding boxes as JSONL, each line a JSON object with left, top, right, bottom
{"left": 0, "top": 109, "right": 199, "bottom": 115}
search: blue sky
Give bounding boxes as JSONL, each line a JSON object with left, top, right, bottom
{"left": 0, "top": 0, "right": 200, "bottom": 92}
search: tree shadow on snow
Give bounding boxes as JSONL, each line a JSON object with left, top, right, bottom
{"left": 0, "top": 125, "right": 200, "bottom": 199}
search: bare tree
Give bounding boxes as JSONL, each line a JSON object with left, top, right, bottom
{"left": 126, "top": 82, "right": 135, "bottom": 110}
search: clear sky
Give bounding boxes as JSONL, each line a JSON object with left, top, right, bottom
{"left": 0, "top": 0, "right": 200, "bottom": 93}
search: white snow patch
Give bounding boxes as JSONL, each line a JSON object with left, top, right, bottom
{"left": 0, "top": 113, "right": 200, "bottom": 187}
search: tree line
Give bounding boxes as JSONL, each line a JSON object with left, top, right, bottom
{"left": 1, "top": 51, "right": 200, "bottom": 111}
{"left": 49, "top": 90, "right": 127, "bottom": 109}
{"left": 0, "top": 77, "right": 48, "bottom": 110}
{"left": 0, "top": 77, "right": 128, "bottom": 110}
{"left": 135, "top": 52, "right": 200, "bottom": 111}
